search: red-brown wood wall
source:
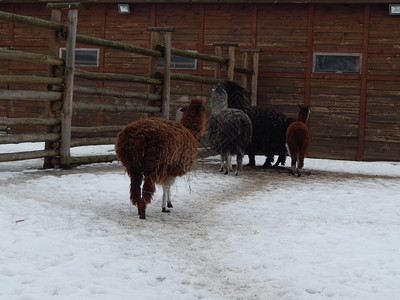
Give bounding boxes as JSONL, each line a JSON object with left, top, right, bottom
{"left": 1, "top": 3, "right": 399, "bottom": 161}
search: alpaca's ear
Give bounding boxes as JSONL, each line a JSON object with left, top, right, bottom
{"left": 298, "top": 104, "right": 302, "bottom": 109}
{"left": 180, "top": 107, "right": 187, "bottom": 112}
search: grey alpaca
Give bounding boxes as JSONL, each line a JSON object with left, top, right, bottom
{"left": 208, "top": 83, "right": 253, "bottom": 175}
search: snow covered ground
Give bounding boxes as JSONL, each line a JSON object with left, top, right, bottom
{"left": 1, "top": 143, "right": 400, "bottom": 300}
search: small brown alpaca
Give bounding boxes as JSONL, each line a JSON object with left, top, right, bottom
{"left": 115, "top": 98, "right": 206, "bottom": 219}
{"left": 285, "top": 104, "right": 311, "bottom": 176}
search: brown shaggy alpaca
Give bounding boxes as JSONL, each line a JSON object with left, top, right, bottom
{"left": 286, "top": 104, "right": 311, "bottom": 176}
{"left": 115, "top": 98, "right": 206, "bottom": 219}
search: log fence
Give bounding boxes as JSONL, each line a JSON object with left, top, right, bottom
{"left": 0, "top": 3, "right": 260, "bottom": 169}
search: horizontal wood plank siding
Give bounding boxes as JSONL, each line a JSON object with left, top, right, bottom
{"left": 313, "top": 5, "right": 364, "bottom": 48}
{"left": 310, "top": 79, "right": 361, "bottom": 160}
{"left": 1, "top": 2, "right": 400, "bottom": 161}
{"left": 204, "top": 4, "right": 252, "bottom": 46}
{"left": 257, "top": 5, "right": 308, "bottom": 48}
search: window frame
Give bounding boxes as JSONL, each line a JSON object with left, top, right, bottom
{"left": 157, "top": 50, "right": 198, "bottom": 70}
{"left": 59, "top": 47, "right": 99, "bottom": 67}
{"left": 312, "top": 52, "right": 362, "bottom": 74}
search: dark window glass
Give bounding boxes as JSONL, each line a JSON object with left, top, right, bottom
{"left": 157, "top": 54, "right": 197, "bottom": 70}
{"left": 60, "top": 48, "right": 99, "bottom": 67}
{"left": 313, "top": 53, "right": 361, "bottom": 74}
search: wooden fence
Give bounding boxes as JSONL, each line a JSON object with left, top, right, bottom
{"left": 0, "top": 3, "right": 260, "bottom": 169}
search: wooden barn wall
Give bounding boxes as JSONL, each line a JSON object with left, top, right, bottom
{"left": 0, "top": 3, "right": 400, "bottom": 161}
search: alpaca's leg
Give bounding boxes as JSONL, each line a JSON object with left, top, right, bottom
{"left": 219, "top": 155, "right": 225, "bottom": 172}
{"left": 297, "top": 149, "right": 307, "bottom": 176}
{"left": 286, "top": 143, "right": 297, "bottom": 175}
{"left": 262, "top": 154, "right": 273, "bottom": 168}
{"left": 274, "top": 153, "right": 286, "bottom": 167}
{"left": 222, "top": 153, "right": 229, "bottom": 175}
{"left": 235, "top": 152, "right": 243, "bottom": 176}
{"left": 227, "top": 154, "right": 233, "bottom": 172}
{"left": 248, "top": 153, "right": 256, "bottom": 166}
{"left": 140, "top": 177, "right": 155, "bottom": 219}
{"left": 161, "top": 177, "right": 175, "bottom": 213}
{"left": 129, "top": 168, "right": 142, "bottom": 207}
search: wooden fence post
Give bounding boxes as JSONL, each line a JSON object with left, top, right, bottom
{"left": 44, "top": 8, "right": 62, "bottom": 168}
{"left": 148, "top": 31, "right": 159, "bottom": 89}
{"left": 240, "top": 48, "right": 261, "bottom": 105}
{"left": 212, "top": 42, "right": 238, "bottom": 81}
{"left": 241, "top": 50, "right": 249, "bottom": 89}
{"left": 251, "top": 50, "right": 260, "bottom": 106}
{"left": 227, "top": 46, "right": 235, "bottom": 81}
{"left": 60, "top": 9, "right": 78, "bottom": 168}
{"left": 146, "top": 30, "right": 160, "bottom": 117}
{"left": 147, "top": 27, "right": 175, "bottom": 119}
{"left": 214, "top": 45, "right": 222, "bottom": 79}
{"left": 163, "top": 31, "right": 172, "bottom": 119}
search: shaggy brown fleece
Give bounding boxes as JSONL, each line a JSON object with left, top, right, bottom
{"left": 115, "top": 98, "right": 206, "bottom": 219}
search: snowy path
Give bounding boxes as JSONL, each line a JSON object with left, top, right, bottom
{"left": 1, "top": 156, "right": 400, "bottom": 299}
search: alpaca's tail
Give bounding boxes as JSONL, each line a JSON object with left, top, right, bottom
{"left": 129, "top": 166, "right": 142, "bottom": 206}
{"left": 115, "top": 126, "right": 147, "bottom": 206}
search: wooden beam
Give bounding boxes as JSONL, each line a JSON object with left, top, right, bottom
{"left": 357, "top": 4, "right": 370, "bottom": 161}
{"left": 163, "top": 31, "right": 172, "bottom": 119}
{"left": 74, "top": 69, "right": 162, "bottom": 85}
{"left": 44, "top": 8, "right": 62, "bottom": 169}
{"left": 214, "top": 45, "right": 222, "bottom": 79}
{"left": 251, "top": 51, "right": 260, "bottom": 106}
{"left": 60, "top": 9, "right": 78, "bottom": 168}
{"left": 73, "top": 86, "right": 161, "bottom": 101}
{"left": 305, "top": 4, "right": 314, "bottom": 107}
{"left": 73, "top": 101, "right": 161, "bottom": 113}
{"left": 0, "top": 75, "right": 63, "bottom": 85}
{"left": 0, "top": 10, "right": 64, "bottom": 31}
{"left": 0, "top": 49, "right": 64, "bottom": 66}
{"left": 0, "top": 90, "right": 63, "bottom": 101}
{"left": 0, "top": 150, "right": 59, "bottom": 163}
{"left": 0, "top": 133, "right": 59, "bottom": 144}
{"left": 0, "top": 117, "right": 60, "bottom": 126}
{"left": 228, "top": 46, "right": 236, "bottom": 81}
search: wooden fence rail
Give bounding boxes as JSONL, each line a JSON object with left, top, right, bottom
{"left": 0, "top": 4, "right": 260, "bottom": 169}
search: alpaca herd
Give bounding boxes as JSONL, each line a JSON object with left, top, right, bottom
{"left": 115, "top": 82, "right": 310, "bottom": 219}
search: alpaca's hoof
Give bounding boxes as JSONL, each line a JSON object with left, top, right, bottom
{"left": 139, "top": 213, "right": 146, "bottom": 219}
{"left": 162, "top": 208, "right": 171, "bottom": 213}
{"left": 167, "top": 203, "right": 173, "bottom": 208}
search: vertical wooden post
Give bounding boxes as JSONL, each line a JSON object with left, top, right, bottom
{"left": 44, "top": 8, "right": 61, "bottom": 168}
{"left": 162, "top": 31, "right": 172, "bottom": 119}
{"left": 214, "top": 45, "right": 222, "bottom": 79}
{"left": 148, "top": 31, "right": 160, "bottom": 92}
{"left": 251, "top": 50, "right": 260, "bottom": 106}
{"left": 304, "top": 4, "right": 314, "bottom": 107}
{"left": 147, "top": 31, "right": 160, "bottom": 117}
{"left": 357, "top": 4, "right": 370, "bottom": 161}
{"left": 241, "top": 51, "right": 249, "bottom": 89}
{"left": 213, "top": 42, "right": 238, "bottom": 80}
{"left": 60, "top": 9, "right": 78, "bottom": 168}
{"left": 147, "top": 27, "right": 175, "bottom": 119}
{"left": 227, "top": 46, "right": 235, "bottom": 81}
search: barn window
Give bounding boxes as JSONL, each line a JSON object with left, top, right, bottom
{"left": 59, "top": 48, "right": 99, "bottom": 67}
{"left": 313, "top": 53, "right": 362, "bottom": 74}
{"left": 157, "top": 51, "right": 197, "bottom": 70}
